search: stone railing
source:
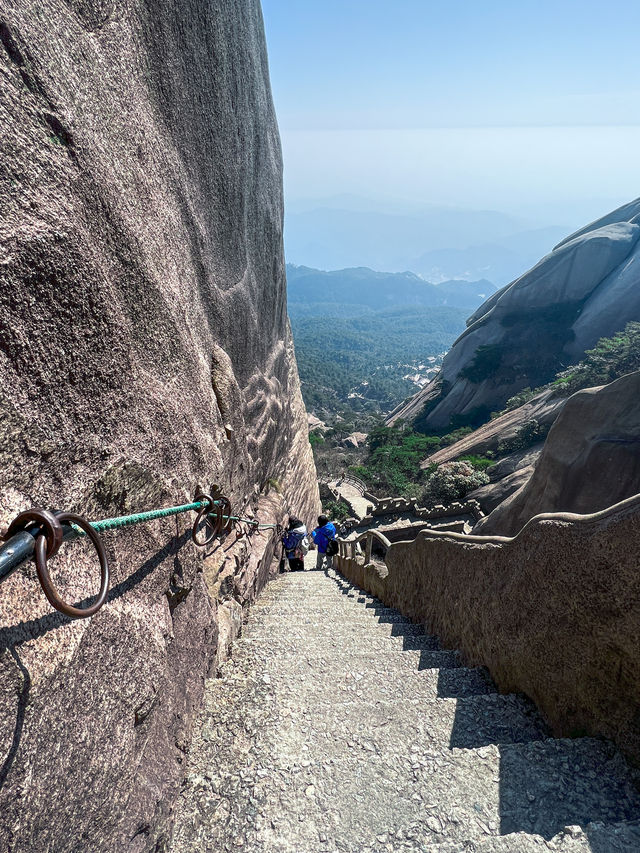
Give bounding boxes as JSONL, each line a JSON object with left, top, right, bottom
{"left": 335, "top": 529, "right": 392, "bottom": 599}
{"left": 335, "top": 492, "right": 640, "bottom": 766}
{"left": 414, "top": 498, "right": 484, "bottom": 522}
{"left": 338, "top": 474, "right": 367, "bottom": 495}
{"left": 369, "top": 496, "right": 416, "bottom": 516}
{"left": 365, "top": 497, "right": 484, "bottom": 522}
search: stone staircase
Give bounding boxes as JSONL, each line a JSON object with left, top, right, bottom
{"left": 329, "top": 478, "right": 373, "bottom": 521}
{"left": 170, "top": 566, "right": 640, "bottom": 853}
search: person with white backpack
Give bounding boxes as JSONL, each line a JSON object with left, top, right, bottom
{"left": 281, "top": 517, "right": 309, "bottom": 572}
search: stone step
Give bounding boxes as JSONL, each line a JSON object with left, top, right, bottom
{"left": 262, "top": 592, "right": 391, "bottom": 604}
{"left": 248, "top": 601, "right": 411, "bottom": 624}
{"left": 258, "top": 587, "right": 378, "bottom": 603}
{"left": 470, "top": 818, "right": 640, "bottom": 853}
{"left": 228, "top": 660, "right": 459, "bottom": 704}
{"left": 236, "top": 644, "right": 463, "bottom": 674}
{"left": 235, "top": 632, "right": 446, "bottom": 654}
{"left": 250, "top": 602, "right": 400, "bottom": 617}
{"left": 231, "top": 642, "right": 497, "bottom": 699}
{"left": 176, "top": 735, "right": 640, "bottom": 852}
{"left": 264, "top": 576, "right": 373, "bottom": 592}
{"left": 259, "top": 692, "right": 549, "bottom": 753}
{"left": 242, "top": 618, "right": 427, "bottom": 639}
{"left": 248, "top": 612, "right": 419, "bottom": 629}
{"left": 226, "top": 659, "right": 496, "bottom": 703}
{"left": 411, "top": 819, "right": 640, "bottom": 852}
{"left": 216, "top": 657, "right": 547, "bottom": 750}
{"left": 234, "top": 643, "right": 456, "bottom": 672}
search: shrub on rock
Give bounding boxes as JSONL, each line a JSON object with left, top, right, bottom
{"left": 422, "top": 461, "right": 490, "bottom": 506}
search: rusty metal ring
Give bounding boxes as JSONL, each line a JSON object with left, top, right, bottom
{"left": 6, "top": 508, "right": 64, "bottom": 559}
{"left": 218, "top": 496, "right": 233, "bottom": 534}
{"left": 34, "top": 512, "right": 109, "bottom": 619}
{"left": 192, "top": 493, "right": 219, "bottom": 546}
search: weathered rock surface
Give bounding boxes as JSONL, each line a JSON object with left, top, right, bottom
{"left": 341, "top": 430, "right": 367, "bottom": 449}
{"left": 462, "top": 446, "right": 542, "bottom": 514}
{"left": 420, "top": 389, "right": 563, "bottom": 469}
{"left": 338, "top": 494, "right": 640, "bottom": 768}
{"left": 467, "top": 465, "right": 535, "bottom": 515}
{"left": 476, "top": 372, "right": 640, "bottom": 535}
{"left": 390, "top": 198, "right": 640, "bottom": 431}
{"left": 0, "top": 2, "right": 318, "bottom": 851}
{"left": 307, "top": 413, "right": 328, "bottom": 432}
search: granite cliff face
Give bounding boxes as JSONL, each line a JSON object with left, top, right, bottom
{"left": 475, "top": 372, "right": 640, "bottom": 535}
{"left": 0, "top": 2, "right": 318, "bottom": 851}
{"left": 390, "top": 198, "right": 640, "bottom": 431}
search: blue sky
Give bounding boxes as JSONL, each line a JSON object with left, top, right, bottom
{"left": 261, "top": 0, "right": 640, "bottom": 223}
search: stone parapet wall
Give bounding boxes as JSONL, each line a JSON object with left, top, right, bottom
{"left": 415, "top": 499, "right": 484, "bottom": 522}
{"left": 337, "top": 494, "right": 640, "bottom": 765}
{"left": 370, "top": 496, "right": 416, "bottom": 516}
{"left": 366, "top": 498, "right": 483, "bottom": 523}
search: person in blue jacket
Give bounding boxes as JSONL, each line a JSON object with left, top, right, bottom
{"left": 311, "top": 514, "right": 337, "bottom": 571}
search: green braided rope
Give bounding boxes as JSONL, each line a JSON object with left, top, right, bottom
{"left": 68, "top": 501, "right": 279, "bottom": 538}
{"left": 69, "top": 500, "right": 212, "bottom": 536}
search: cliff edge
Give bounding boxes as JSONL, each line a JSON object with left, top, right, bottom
{"left": 390, "top": 198, "right": 640, "bottom": 432}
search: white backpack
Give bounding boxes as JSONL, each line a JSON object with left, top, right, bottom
{"left": 296, "top": 535, "right": 310, "bottom": 557}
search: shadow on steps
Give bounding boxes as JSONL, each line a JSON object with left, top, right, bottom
{"left": 437, "top": 665, "right": 496, "bottom": 698}
{"left": 329, "top": 569, "right": 640, "bottom": 844}
{"left": 498, "top": 737, "right": 640, "bottom": 839}
{"left": 449, "top": 693, "right": 549, "bottom": 749}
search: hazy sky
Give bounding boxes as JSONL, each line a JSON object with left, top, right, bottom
{"left": 261, "top": 0, "right": 640, "bottom": 222}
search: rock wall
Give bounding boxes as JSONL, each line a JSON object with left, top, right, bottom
{"left": 390, "top": 198, "right": 640, "bottom": 432}
{"left": 0, "top": 2, "right": 319, "bottom": 851}
{"left": 336, "top": 494, "right": 640, "bottom": 765}
{"left": 476, "top": 372, "right": 640, "bottom": 535}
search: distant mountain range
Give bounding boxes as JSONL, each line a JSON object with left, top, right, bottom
{"left": 287, "top": 265, "right": 498, "bottom": 318}
{"left": 410, "top": 226, "right": 568, "bottom": 286}
{"left": 284, "top": 197, "right": 568, "bottom": 286}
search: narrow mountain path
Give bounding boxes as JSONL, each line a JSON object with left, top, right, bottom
{"left": 170, "top": 563, "right": 640, "bottom": 852}
{"left": 329, "top": 479, "right": 372, "bottom": 520}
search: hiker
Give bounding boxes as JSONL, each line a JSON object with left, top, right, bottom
{"left": 311, "top": 514, "right": 337, "bottom": 571}
{"left": 281, "top": 517, "right": 309, "bottom": 572}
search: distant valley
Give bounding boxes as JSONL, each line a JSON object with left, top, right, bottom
{"left": 287, "top": 264, "right": 497, "bottom": 420}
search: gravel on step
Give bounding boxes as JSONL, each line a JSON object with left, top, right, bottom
{"left": 169, "top": 569, "right": 640, "bottom": 853}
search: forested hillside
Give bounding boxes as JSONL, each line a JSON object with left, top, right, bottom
{"left": 292, "top": 306, "right": 468, "bottom": 414}
{"left": 287, "top": 264, "right": 496, "bottom": 420}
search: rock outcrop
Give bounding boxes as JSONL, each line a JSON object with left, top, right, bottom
{"left": 0, "top": 2, "right": 318, "bottom": 851}
{"left": 466, "top": 455, "right": 539, "bottom": 514}
{"left": 390, "top": 198, "right": 640, "bottom": 432}
{"left": 476, "top": 372, "right": 640, "bottom": 535}
{"left": 419, "top": 388, "right": 564, "bottom": 469}
{"left": 341, "top": 431, "right": 367, "bottom": 449}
